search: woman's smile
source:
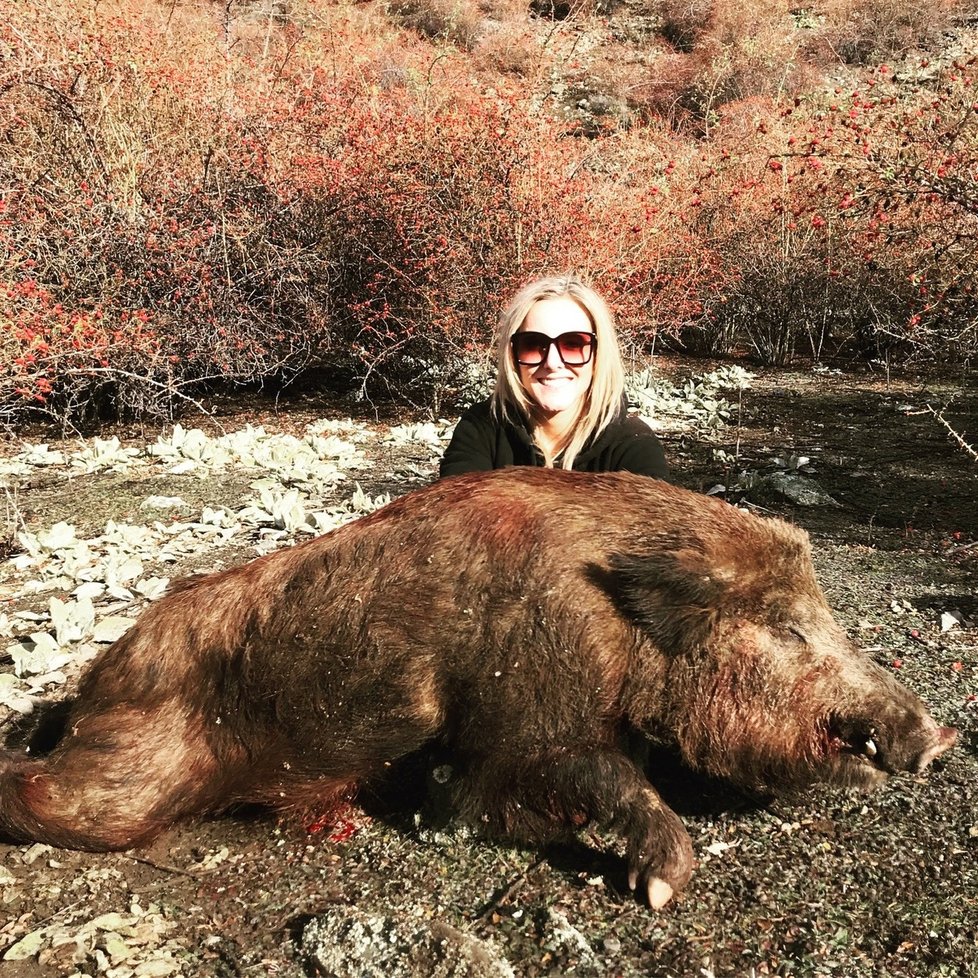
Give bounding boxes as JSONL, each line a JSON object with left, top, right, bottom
{"left": 517, "top": 297, "right": 594, "bottom": 419}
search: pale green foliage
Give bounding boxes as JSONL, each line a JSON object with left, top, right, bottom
{"left": 627, "top": 364, "right": 754, "bottom": 430}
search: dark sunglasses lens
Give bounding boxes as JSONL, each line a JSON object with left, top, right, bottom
{"left": 512, "top": 331, "right": 595, "bottom": 366}
{"left": 512, "top": 333, "right": 549, "bottom": 365}
{"left": 557, "top": 332, "right": 593, "bottom": 364}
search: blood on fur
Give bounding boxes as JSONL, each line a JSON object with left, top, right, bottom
{"left": 0, "top": 469, "right": 956, "bottom": 908}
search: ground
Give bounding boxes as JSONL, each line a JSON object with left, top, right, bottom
{"left": 0, "top": 362, "right": 976, "bottom": 978}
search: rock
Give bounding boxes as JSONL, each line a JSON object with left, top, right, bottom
{"left": 542, "top": 909, "right": 599, "bottom": 975}
{"left": 300, "top": 908, "right": 515, "bottom": 978}
{"left": 941, "top": 610, "right": 965, "bottom": 631}
{"left": 748, "top": 472, "right": 839, "bottom": 507}
{"left": 140, "top": 496, "right": 190, "bottom": 510}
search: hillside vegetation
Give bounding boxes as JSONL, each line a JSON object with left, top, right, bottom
{"left": 2, "top": 0, "right": 978, "bottom": 422}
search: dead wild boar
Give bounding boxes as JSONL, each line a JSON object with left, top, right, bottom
{"left": 0, "top": 469, "right": 957, "bottom": 908}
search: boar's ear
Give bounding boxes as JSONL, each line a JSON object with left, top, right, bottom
{"left": 606, "top": 548, "right": 736, "bottom": 654}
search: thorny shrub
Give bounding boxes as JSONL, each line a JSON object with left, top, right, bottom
{"left": 0, "top": 0, "right": 713, "bottom": 420}
{"left": 1, "top": 0, "right": 327, "bottom": 419}
{"left": 811, "top": 0, "right": 966, "bottom": 66}
{"left": 657, "top": 0, "right": 714, "bottom": 54}
{"left": 693, "top": 62, "right": 978, "bottom": 367}
{"left": 386, "top": 0, "right": 483, "bottom": 51}
{"left": 1, "top": 0, "right": 977, "bottom": 426}
{"left": 631, "top": 0, "right": 964, "bottom": 130}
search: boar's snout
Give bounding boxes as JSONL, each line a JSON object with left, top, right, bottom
{"left": 827, "top": 695, "right": 957, "bottom": 787}
{"left": 910, "top": 724, "right": 958, "bottom": 774}
{"left": 871, "top": 680, "right": 959, "bottom": 778}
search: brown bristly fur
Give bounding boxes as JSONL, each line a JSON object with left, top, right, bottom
{"left": 0, "top": 469, "right": 955, "bottom": 904}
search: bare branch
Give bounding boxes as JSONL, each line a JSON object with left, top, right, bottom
{"left": 912, "top": 405, "right": 978, "bottom": 462}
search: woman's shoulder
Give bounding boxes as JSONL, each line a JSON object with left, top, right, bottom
{"left": 617, "top": 413, "right": 658, "bottom": 437}
{"left": 582, "top": 409, "right": 668, "bottom": 478}
{"left": 439, "top": 398, "right": 502, "bottom": 478}
{"left": 456, "top": 397, "right": 494, "bottom": 423}
{"left": 597, "top": 404, "right": 656, "bottom": 440}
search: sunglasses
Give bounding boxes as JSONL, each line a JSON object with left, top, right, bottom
{"left": 510, "top": 330, "right": 597, "bottom": 367}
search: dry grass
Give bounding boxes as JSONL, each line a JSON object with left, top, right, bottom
{"left": 474, "top": 19, "right": 548, "bottom": 75}
{"left": 387, "top": 0, "right": 484, "bottom": 49}
{"left": 814, "top": 0, "right": 965, "bottom": 64}
{"left": 658, "top": 0, "right": 714, "bottom": 52}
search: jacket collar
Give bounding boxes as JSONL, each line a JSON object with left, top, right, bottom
{"left": 508, "top": 396, "right": 630, "bottom": 462}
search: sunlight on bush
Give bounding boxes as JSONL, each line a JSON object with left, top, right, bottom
{"left": 814, "top": 0, "right": 963, "bottom": 64}
{"left": 1, "top": 0, "right": 976, "bottom": 425}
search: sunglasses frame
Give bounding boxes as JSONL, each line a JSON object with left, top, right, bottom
{"left": 510, "top": 330, "right": 597, "bottom": 367}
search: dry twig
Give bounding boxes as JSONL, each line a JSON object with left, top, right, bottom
{"left": 912, "top": 405, "right": 977, "bottom": 462}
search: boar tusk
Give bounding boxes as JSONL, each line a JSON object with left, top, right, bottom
{"left": 864, "top": 738, "right": 877, "bottom": 758}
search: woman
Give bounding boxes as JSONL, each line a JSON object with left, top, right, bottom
{"left": 440, "top": 274, "right": 668, "bottom": 478}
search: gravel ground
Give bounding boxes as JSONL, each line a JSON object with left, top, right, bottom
{"left": 1, "top": 365, "right": 975, "bottom": 978}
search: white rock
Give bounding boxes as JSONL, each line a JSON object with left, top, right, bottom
{"left": 941, "top": 610, "right": 965, "bottom": 631}
{"left": 0, "top": 673, "right": 35, "bottom": 713}
{"left": 140, "top": 496, "right": 189, "bottom": 510}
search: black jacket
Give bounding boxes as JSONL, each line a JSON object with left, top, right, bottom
{"left": 439, "top": 398, "right": 668, "bottom": 479}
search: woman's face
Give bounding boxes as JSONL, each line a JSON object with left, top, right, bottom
{"left": 515, "top": 297, "right": 595, "bottom": 419}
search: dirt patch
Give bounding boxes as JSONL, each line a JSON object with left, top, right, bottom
{"left": 1, "top": 366, "right": 976, "bottom": 978}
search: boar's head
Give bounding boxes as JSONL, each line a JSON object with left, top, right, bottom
{"left": 612, "top": 512, "right": 957, "bottom": 794}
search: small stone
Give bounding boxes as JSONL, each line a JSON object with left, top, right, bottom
{"left": 941, "top": 610, "right": 964, "bottom": 632}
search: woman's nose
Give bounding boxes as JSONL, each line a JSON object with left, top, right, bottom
{"left": 543, "top": 340, "right": 565, "bottom": 369}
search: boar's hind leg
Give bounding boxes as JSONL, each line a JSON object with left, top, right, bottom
{"left": 0, "top": 704, "right": 221, "bottom": 851}
{"left": 460, "top": 748, "right": 694, "bottom": 909}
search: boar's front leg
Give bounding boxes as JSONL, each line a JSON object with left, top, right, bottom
{"left": 457, "top": 747, "right": 694, "bottom": 908}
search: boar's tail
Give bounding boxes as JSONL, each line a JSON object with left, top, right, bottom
{"left": 0, "top": 752, "right": 159, "bottom": 850}
{"left": 0, "top": 703, "right": 224, "bottom": 851}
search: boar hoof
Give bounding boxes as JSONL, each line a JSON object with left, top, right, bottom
{"left": 627, "top": 871, "right": 674, "bottom": 910}
{"left": 648, "top": 878, "right": 674, "bottom": 910}
{"left": 623, "top": 794, "right": 694, "bottom": 909}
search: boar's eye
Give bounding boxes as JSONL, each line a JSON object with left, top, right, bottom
{"left": 783, "top": 625, "right": 808, "bottom": 644}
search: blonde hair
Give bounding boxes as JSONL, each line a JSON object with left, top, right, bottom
{"left": 492, "top": 274, "right": 626, "bottom": 469}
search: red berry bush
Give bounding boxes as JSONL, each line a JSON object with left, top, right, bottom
{"left": 1, "top": 0, "right": 975, "bottom": 423}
